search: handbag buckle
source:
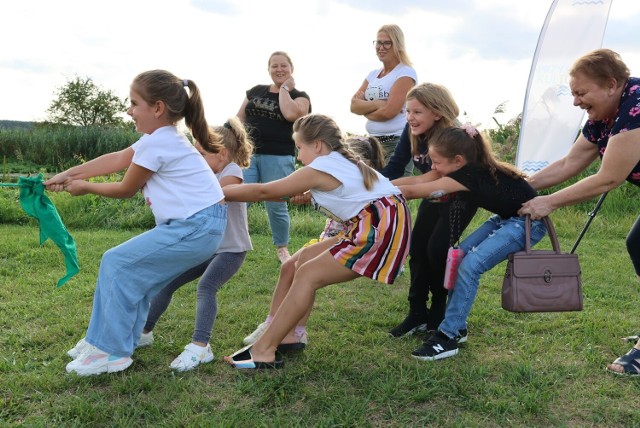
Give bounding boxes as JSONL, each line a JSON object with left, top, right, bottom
{"left": 544, "top": 269, "right": 552, "bottom": 284}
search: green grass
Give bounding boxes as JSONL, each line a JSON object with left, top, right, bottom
{"left": 1, "top": 200, "right": 640, "bottom": 427}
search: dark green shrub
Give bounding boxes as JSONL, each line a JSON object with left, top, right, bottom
{"left": 0, "top": 124, "right": 138, "bottom": 172}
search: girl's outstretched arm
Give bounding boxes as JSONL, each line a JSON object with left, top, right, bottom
{"left": 224, "top": 167, "right": 339, "bottom": 202}
{"left": 63, "top": 163, "right": 153, "bottom": 198}
{"left": 392, "top": 170, "right": 441, "bottom": 186}
{"left": 45, "top": 148, "right": 135, "bottom": 190}
{"left": 398, "top": 177, "right": 468, "bottom": 200}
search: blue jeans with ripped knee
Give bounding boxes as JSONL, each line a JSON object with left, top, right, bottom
{"left": 438, "top": 215, "right": 547, "bottom": 339}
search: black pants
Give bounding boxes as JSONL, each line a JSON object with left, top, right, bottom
{"left": 407, "top": 199, "right": 477, "bottom": 330}
{"left": 627, "top": 214, "right": 640, "bottom": 276}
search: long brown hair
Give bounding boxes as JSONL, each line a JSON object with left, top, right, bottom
{"left": 406, "top": 83, "right": 460, "bottom": 157}
{"left": 430, "top": 126, "right": 526, "bottom": 183}
{"left": 346, "top": 136, "right": 385, "bottom": 172}
{"left": 131, "top": 70, "right": 222, "bottom": 153}
{"left": 292, "top": 114, "right": 380, "bottom": 190}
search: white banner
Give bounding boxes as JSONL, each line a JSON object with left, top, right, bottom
{"left": 516, "top": 0, "right": 613, "bottom": 174}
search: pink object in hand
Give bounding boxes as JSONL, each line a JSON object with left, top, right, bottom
{"left": 444, "top": 247, "right": 464, "bottom": 290}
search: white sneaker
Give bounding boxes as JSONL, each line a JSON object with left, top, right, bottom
{"left": 277, "top": 247, "right": 291, "bottom": 264}
{"left": 243, "top": 321, "right": 270, "bottom": 345}
{"left": 170, "top": 343, "right": 214, "bottom": 372}
{"left": 66, "top": 346, "right": 133, "bottom": 376}
{"left": 67, "top": 338, "right": 92, "bottom": 359}
{"left": 137, "top": 331, "right": 154, "bottom": 348}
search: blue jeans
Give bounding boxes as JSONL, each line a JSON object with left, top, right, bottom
{"left": 439, "top": 215, "right": 547, "bottom": 339}
{"left": 244, "top": 154, "right": 295, "bottom": 246}
{"left": 84, "top": 203, "right": 227, "bottom": 357}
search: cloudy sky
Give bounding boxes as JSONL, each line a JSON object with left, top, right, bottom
{"left": 1, "top": 0, "right": 639, "bottom": 134}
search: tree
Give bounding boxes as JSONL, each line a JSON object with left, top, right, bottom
{"left": 47, "top": 76, "right": 128, "bottom": 127}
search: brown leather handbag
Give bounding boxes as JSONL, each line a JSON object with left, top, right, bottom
{"left": 502, "top": 215, "right": 583, "bottom": 313}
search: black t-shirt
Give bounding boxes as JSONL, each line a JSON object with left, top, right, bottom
{"left": 447, "top": 163, "right": 537, "bottom": 218}
{"left": 244, "top": 84, "right": 311, "bottom": 156}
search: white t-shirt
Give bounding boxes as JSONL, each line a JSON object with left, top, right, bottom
{"left": 132, "top": 126, "right": 224, "bottom": 225}
{"left": 307, "top": 152, "right": 401, "bottom": 221}
{"left": 215, "top": 163, "right": 252, "bottom": 253}
{"left": 364, "top": 63, "right": 417, "bottom": 136}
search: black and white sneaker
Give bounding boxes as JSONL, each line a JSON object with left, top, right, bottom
{"left": 456, "top": 328, "right": 468, "bottom": 344}
{"left": 389, "top": 314, "right": 428, "bottom": 338}
{"left": 411, "top": 331, "right": 459, "bottom": 361}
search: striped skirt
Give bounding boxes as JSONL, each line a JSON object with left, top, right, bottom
{"left": 329, "top": 194, "right": 411, "bottom": 284}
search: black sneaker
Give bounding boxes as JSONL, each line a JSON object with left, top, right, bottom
{"left": 456, "top": 328, "right": 468, "bottom": 344}
{"left": 389, "top": 314, "right": 428, "bottom": 337}
{"left": 411, "top": 331, "right": 459, "bottom": 361}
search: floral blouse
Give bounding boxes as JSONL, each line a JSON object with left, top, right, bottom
{"left": 583, "top": 77, "right": 640, "bottom": 187}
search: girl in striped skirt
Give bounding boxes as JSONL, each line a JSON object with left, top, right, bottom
{"left": 222, "top": 113, "right": 411, "bottom": 369}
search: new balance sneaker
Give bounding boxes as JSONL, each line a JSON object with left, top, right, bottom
{"left": 411, "top": 331, "right": 459, "bottom": 361}
{"left": 243, "top": 321, "right": 271, "bottom": 345}
{"left": 137, "top": 331, "right": 154, "bottom": 348}
{"left": 66, "top": 346, "right": 133, "bottom": 376}
{"left": 67, "top": 338, "right": 92, "bottom": 359}
{"left": 456, "top": 328, "right": 468, "bottom": 344}
{"left": 170, "top": 343, "right": 214, "bottom": 371}
{"left": 389, "top": 314, "right": 428, "bottom": 338}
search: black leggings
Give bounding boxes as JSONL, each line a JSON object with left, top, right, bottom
{"left": 407, "top": 199, "right": 477, "bottom": 330}
{"left": 627, "top": 214, "right": 640, "bottom": 276}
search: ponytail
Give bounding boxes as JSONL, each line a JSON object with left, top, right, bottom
{"left": 431, "top": 125, "right": 526, "bottom": 183}
{"left": 293, "top": 114, "right": 380, "bottom": 190}
{"left": 131, "top": 70, "right": 223, "bottom": 153}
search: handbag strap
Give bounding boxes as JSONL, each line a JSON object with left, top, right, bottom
{"left": 524, "top": 215, "right": 561, "bottom": 254}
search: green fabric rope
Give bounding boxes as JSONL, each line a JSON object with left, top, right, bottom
{"left": 0, "top": 174, "right": 79, "bottom": 287}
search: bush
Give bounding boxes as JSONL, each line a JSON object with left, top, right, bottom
{"left": 0, "top": 124, "right": 138, "bottom": 172}
{"left": 488, "top": 114, "right": 521, "bottom": 165}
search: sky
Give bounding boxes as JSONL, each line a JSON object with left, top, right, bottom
{"left": 1, "top": 0, "right": 640, "bottom": 135}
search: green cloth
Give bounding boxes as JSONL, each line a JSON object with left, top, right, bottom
{"left": 1, "top": 174, "right": 79, "bottom": 287}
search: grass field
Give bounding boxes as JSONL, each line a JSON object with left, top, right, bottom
{"left": 1, "top": 202, "right": 639, "bottom": 426}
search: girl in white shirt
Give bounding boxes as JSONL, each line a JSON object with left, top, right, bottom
{"left": 223, "top": 114, "right": 411, "bottom": 370}
{"left": 46, "top": 70, "right": 227, "bottom": 376}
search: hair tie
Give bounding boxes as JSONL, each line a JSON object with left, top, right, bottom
{"left": 223, "top": 121, "right": 231, "bottom": 130}
{"left": 461, "top": 123, "right": 478, "bottom": 138}
{"left": 182, "top": 79, "right": 189, "bottom": 87}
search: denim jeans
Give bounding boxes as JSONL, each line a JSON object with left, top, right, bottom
{"left": 244, "top": 154, "right": 295, "bottom": 246}
{"left": 84, "top": 203, "right": 227, "bottom": 357}
{"left": 439, "top": 215, "right": 547, "bottom": 339}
